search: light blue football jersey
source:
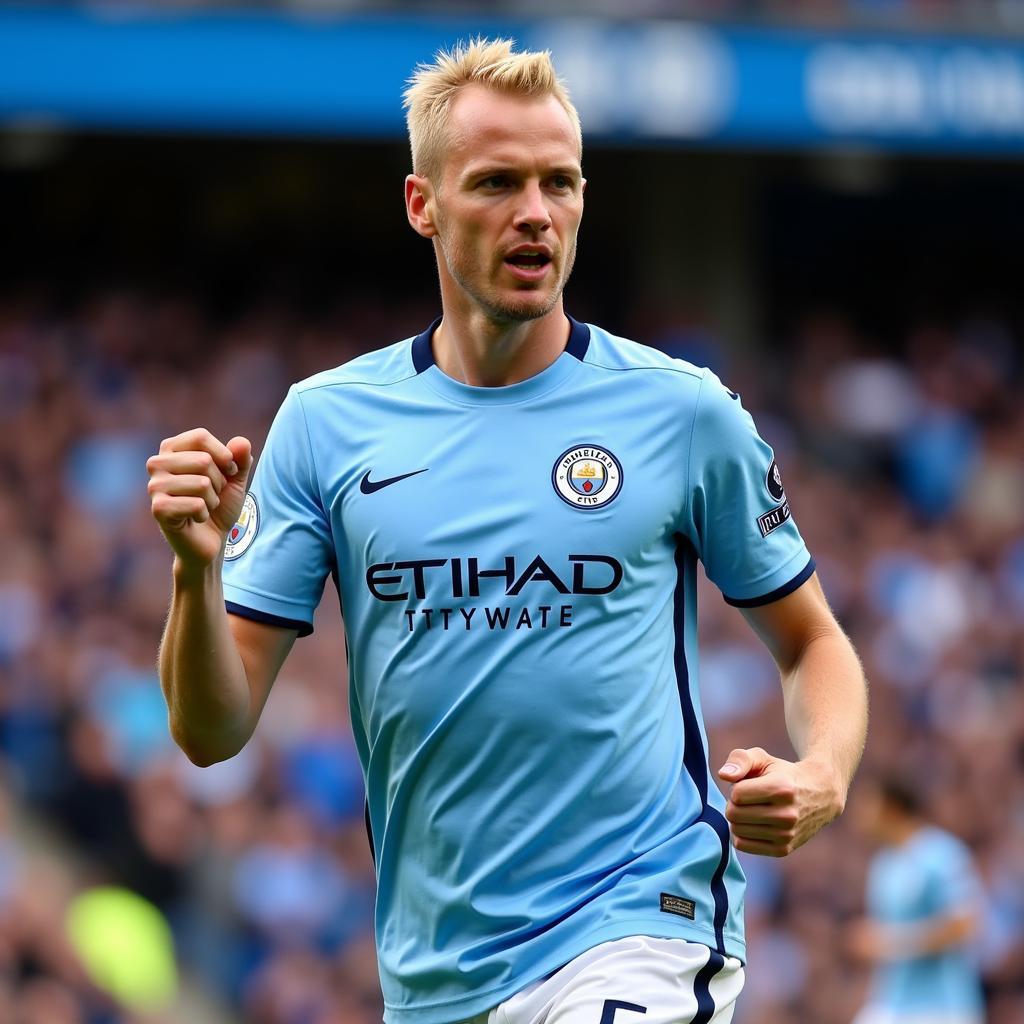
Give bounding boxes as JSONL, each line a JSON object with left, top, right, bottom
{"left": 222, "top": 317, "right": 814, "bottom": 1024}
{"left": 865, "top": 826, "right": 985, "bottom": 1015}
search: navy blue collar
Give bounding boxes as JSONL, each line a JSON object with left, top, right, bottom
{"left": 410, "top": 315, "right": 590, "bottom": 375}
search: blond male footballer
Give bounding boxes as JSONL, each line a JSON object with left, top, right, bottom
{"left": 148, "top": 38, "right": 868, "bottom": 1024}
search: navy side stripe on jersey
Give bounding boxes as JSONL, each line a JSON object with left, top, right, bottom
{"left": 674, "top": 537, "right": 732, "bottom": 953}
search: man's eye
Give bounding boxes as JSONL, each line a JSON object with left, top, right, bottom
{"left": 480, "top": 175, "right": 509, "bottom": 189}
{"left": 551, "top": 175, "right": 572, "bottom": 190}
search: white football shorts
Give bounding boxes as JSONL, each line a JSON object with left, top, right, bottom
{"left": 459, "top": 935, "right": 745, "bottom": 1024}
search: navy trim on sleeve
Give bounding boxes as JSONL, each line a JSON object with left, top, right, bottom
{"left": 225, "top": 601, "right": 313, "bottom": 637}
{"left": 723, "top": 557, "right": 816, "bottom": 609}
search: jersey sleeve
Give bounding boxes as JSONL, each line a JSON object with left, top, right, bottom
{"left": 686, "top": 369, "right": 814, "bottom": 606}
{"left": 222, "top": 385, "right": 334, "bottom": 636}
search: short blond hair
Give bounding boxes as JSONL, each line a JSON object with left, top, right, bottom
{"left": 402, "top": 37, "right": 582, "bottom": 180}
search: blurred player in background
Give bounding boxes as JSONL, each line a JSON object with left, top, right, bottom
{"left": 847, "top": 775, "right": 985, "bottom": 1024}
{"left": 147, "top": 38, "right": 868, "bottom": 1024}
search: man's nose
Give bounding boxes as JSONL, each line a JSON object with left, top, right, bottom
{"left": 514, "top": 181, "right": 551, "bottom": 233}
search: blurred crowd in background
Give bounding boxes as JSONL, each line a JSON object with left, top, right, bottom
{"left": 0, "top": 287, "right": 1021, "bottom": 1023}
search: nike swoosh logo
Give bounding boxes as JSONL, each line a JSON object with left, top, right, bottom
{"left": 359, "top": 468, "right": 429, "bottom": 494}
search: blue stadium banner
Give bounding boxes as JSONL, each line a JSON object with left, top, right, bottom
{"left": 2, "top": 7, "right": 1024, "bottom": 152}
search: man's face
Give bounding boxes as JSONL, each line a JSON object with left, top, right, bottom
{"left": 425, "top": 86, "right": 584, "bottom": 324}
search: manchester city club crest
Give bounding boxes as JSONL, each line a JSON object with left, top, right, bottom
{"left": 224, "top": 493, "right": 259, "bottom": 560}
{"left": 552, "top": 445, "right": 623, "bottom": 510}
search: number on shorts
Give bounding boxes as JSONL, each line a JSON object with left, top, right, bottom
{"left": 599, "top": 1000, "right": 647, "bottom": 1024}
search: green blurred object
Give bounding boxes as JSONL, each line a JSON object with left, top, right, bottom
{"left": 65, "top": 886, "right": 178, "bottom": 1012}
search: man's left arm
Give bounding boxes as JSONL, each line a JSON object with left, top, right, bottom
{"left": 716, "top": 572, "right": 868, "bottom": 857}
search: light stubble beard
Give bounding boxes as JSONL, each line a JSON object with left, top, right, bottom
{"left": 439, "top": 234, "right": 578, "bottom": 325}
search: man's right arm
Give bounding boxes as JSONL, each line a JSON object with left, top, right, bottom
{"left": 160, "top": 563, "right": 296, "bottom": 766}
{"left": 846, "top": 908, "right": 979, "bottom": 963}
{"left": 148, "top": 427, "right": 294, "bottom": 766}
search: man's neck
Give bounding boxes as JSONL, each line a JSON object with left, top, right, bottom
{"left": 432, "top": 303, "right": 571, "bottom": 388}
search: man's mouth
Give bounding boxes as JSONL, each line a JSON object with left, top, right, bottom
{"left": 502, "top": 249, "right": 554, "bottom": 282}
{"left": 504, "top": 251, "right": 552, "bottom": 271}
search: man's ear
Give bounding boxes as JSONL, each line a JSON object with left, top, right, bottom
{"left": 406, "top": 174, "right": 438, "bottom": 238}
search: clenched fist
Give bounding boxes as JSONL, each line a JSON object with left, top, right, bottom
{"left": 147, "top": 428, "right": 253, "bottom": 569}
{"left": 717, "top": 747, "right": 844, "bottom": 858}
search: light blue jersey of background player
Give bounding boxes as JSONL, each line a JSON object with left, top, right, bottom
{"left": 850, "top": 778, "right": 985, "bottom": 1024}
{"left": 222, "top": 317, "right": 814, "bottom": 1024}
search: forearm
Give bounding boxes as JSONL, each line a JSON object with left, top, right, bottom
{"left": 160, "top": 558, "right": 253, "bottom": 766}
{"left": 873, "top": 912, "right": 977, "bottom": 960}
{"left": 781, "top": 626, "right": 868, "bottom": 804}
{"left": 912, "top": 911, "right": 977, "bottom": 955}
{"left": 727, "top": 577, "right": 869, "bottom": 855}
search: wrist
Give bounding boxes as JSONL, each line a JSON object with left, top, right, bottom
{"left": 800, "top": 752, "right": 848, "bottom": 815}
{"left": 173, "top": 554, "right": 224, "bottom": 589}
